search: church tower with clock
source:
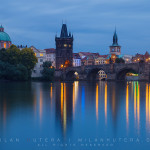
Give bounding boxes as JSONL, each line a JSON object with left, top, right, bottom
{"left": 55, "top": 24, "right": 73, "bottom": 69}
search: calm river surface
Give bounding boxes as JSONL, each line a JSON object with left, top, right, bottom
{"left": 0, "top": 81, "right": 150, "bottom": 150}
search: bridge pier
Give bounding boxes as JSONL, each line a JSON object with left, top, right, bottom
{"left": 138, "top": 63, "right": 150, "bottom": 81}
{"left": 107, "top": 73, "right": 116, "bottom": 81}
{"left": 139, "top": 74, "right": 149, "bottom": 81}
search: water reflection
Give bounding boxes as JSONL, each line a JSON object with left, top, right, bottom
{"left": 105, "top": 82, "right": 107, "bottom": 124}
{"left": 146, "top": 83, "right": 150, "bottom": 133}
{"left": 1, "top": 81, "right": 150, "bottom": 149}
{"left": 126, "top": 83, "right": 129, "bottom": 129}
{"left": 55, "top": 82, "right": 73, "bottom": 137}
{"left": 96, "top": 84, "right": 98, "bottom": 121}
{"left": 133, "top": 82, "right": 140, "bottom": 134}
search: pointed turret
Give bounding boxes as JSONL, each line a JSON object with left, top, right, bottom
{"left": 60, "top": 24, "right": 68, "bottom": 38}
{"left": 112, "top": 29, "right": 118, "bottom": 46}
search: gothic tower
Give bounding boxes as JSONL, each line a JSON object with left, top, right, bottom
{"left": 109, "top": 29, "right": 121, "bottom": 56}
{"left": 55, "top": 24, "right": 73, "bottom": 69}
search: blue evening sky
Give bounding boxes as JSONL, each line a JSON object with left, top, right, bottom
{"left": 0, "top": 0, "right": 150, "bottom": 55}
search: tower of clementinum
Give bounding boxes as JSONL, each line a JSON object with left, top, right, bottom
{"left": 55, "top": 24, "right": 73, "bottom": 69}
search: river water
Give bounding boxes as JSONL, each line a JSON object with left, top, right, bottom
{"left": 0, "top": 81, "right": 150, "bottom": 150}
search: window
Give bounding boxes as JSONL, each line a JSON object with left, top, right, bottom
{"left": 33, "top": 70, "right": 36, "bottom": 73}
{"left": 69, "top": 45, "right": 71, "bottom": 48}
{"left": 34, "top": 53, "right": 36, "bottom": 56}
{"left": 64, "top": 44, "right": 67, "bottom": 47}
{"left": 40, "top": 53, "right": 43, "bottom": 56}
{"left": 40, "top": 59, "right": 43, "bottom": 62}
{"left": 4, "top": 43, "right": 6, "bottom": 48}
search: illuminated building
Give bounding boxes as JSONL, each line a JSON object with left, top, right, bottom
{"left": 95, "top": 55, "right": 107, "bottom": 65}
{"left": 132, "top": 51, "right": 150, "bottom": 63}
{"left": 79, "top": 52, "right": 99, "bottom": 66}
{"left": 55, "top": 24, "right": 73, "bottom": 69}
{"left": 122, "top": 55, "right": 133, "bottom": 63}
{"left": 30, "top": 46, "right": 46, "bottom": 77}
{"left": 45, "top": 48, "right": 56, "bottom": 68}
{"left": 73, "top": 53, "right": 81, "bottom": 67}
{"left": 0, "top": 25, "right": 12, "bottom": 49}
{"left": 98, "top": 70, "right": 107, "bottom": 80}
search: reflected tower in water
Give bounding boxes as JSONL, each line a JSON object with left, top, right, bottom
{"left": 55, "top": 82, "right": 73, "bottom": 137}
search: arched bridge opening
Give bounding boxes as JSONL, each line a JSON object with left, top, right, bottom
{"left": 65, "top": 70, "right": 79, "bottom": 81}
{"left": 117, "top": 68, "right": 139, "bottom": 81}
{"left": 87, "top": 68, "right": 107, "bottom": 81}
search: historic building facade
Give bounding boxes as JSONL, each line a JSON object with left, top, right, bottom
{"left": 30, "top": 46, "right": 46, "bottom": 77}
{"left": 55, "top": 24, "right": 73, "bottom": 69}
{"left": 0, "top": 25, "right": 12, "bottom": 49}
{"left": 73, "top": 53, "right": 81, "bottom": 67}
{"left": 45, "top": 48, "right": 56, "bottom": 68}
{"left": 132, "top": 51, "right": 150, "bottom": 63}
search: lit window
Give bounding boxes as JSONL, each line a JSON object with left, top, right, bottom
{"left": 40, "top": 53, "right": 43, "bottom": 56}
{"left": 4, "top": 43, "right": 6, "bottom": 48}
{"left": 69, "top": 45, "right": 71, "bottom": 47}
{"left": 34, "top": 53, "right": 36, "bottom": 56}
{"left": 64, "top": 44, "right": 67, "bottom": 47}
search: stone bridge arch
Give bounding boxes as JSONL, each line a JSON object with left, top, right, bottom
{"left": 116, "top": 67, "right": 139, "bottom": 81}
{"left": 65, "top": 67, "right": 81, "bottom": 80}
{"left": 86, "top": 66, "right": 108, "bottom": 80}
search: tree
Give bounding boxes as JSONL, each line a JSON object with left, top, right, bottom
{"left": 6, "top": 45, "right": 21, "bottom": 65}
{"left": 115, "top": 58, "right": 125, "bottom": 64}
{"left": 0, "top": 45, "right": 21, "bottom": 65}
{"left": 41, "top": 61, "right": 55, "bottom": 81}
{"left": 20, "top": 48, "right": 38, "bottom": 77}
{"left": 0, "top": 44, "right": 38, "bottom": 80}
{"left": 0, "top": 60, "right": 28, "bottom": 81}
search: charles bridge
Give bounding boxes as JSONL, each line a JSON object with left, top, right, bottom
{"left": 54, "top": 63, "right": 150, "bottom": 81}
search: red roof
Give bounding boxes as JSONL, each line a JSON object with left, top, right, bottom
{"left": 98, "top": 55, "right": 108, "bottom": 58}
{"left": 79, "top": 52, "right": 91, "bottom": 57}
{"left": 45, "top": 48, "right": 55, "bottom": 54}
{"left": 73, "top": 53, "right": 81, "bottom": 59}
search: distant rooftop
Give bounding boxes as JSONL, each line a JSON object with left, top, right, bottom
{"left": 45, "top": 48, "right": 55, "bottom": 54}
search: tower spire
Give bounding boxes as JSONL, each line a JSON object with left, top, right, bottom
{"left": 113, "top": 27, "right": 118, "bottom": 46}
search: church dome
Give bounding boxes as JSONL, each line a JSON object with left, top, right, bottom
{"left": 0, "top": 25, "right": 11, "bottom": 42}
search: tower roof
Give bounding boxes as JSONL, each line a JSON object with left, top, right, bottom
{"left": 60, "top": 24, "right": 69, "bottom": 38}
{"left": 0, "top": 26, "right": 11, "bottom": 42}
{"left": 112, "top": 28, "right": 119, "bottom": 46}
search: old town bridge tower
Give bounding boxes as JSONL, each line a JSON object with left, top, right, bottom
{"left": 55, "top": 24, "right": 73, "bottom": 69}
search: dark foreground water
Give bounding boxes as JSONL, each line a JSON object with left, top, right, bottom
{"left": 0, "top": 81, "right": 150, "bottom": 150}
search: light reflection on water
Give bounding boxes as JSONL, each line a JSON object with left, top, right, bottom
{"left": 0, "top": 81, "right": 150, "bottom": 149}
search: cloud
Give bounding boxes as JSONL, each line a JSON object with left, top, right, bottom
{"left": 0, "top": 0, "right": 150, "bottom": 54}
